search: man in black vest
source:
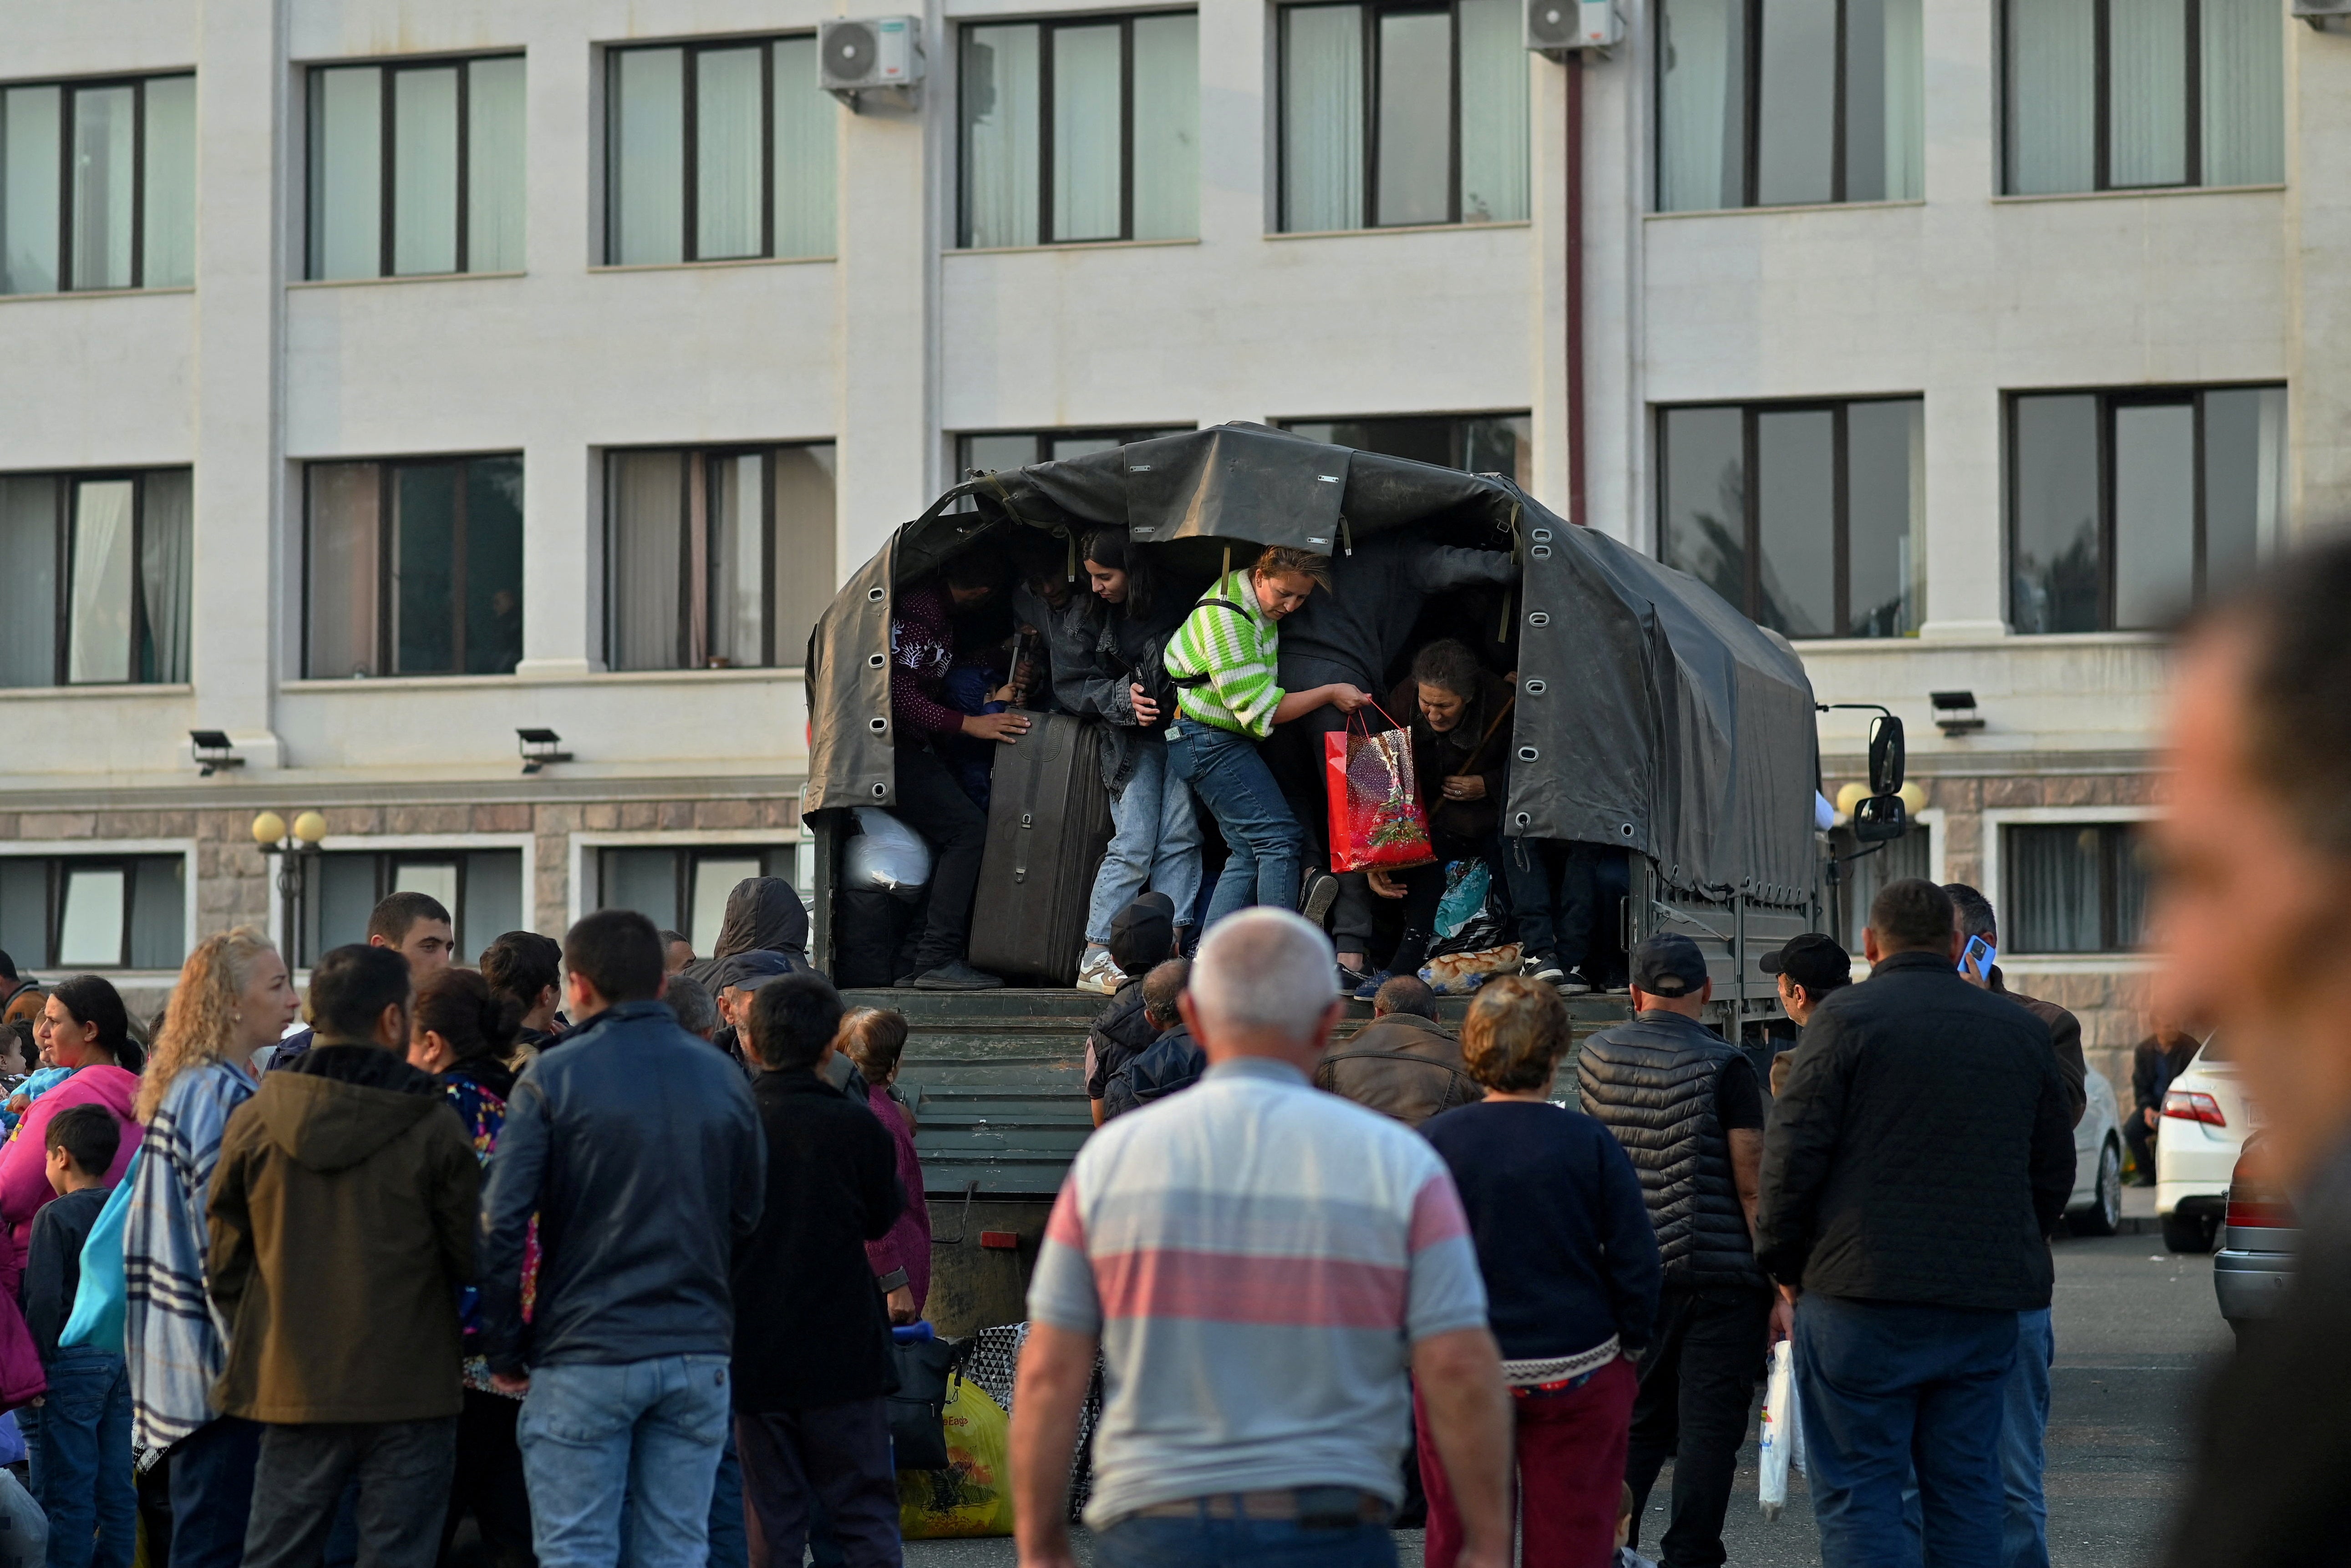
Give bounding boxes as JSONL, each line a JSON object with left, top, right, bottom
{"left": 1578, "top": 932, "right": 1769, "bottom": 1568}
{"left": 1758, "top": 879, "right": 2075, "bottom": 1568}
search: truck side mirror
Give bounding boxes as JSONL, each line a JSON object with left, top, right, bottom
{"left": 1868, "top": 715, "right": 1906, "bottom": 796}
{"left": 1852, "top": 792, "right": 1908, "bottom": 844}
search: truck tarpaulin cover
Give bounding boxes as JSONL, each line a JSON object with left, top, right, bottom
{"left": 804, "top": 423, "right": 1818, "bottom": 907}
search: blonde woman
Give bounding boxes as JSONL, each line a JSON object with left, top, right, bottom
{"left": 125, "top": 928, "right": 300, "bottom": 1568}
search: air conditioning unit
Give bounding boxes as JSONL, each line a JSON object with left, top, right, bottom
{"left": 1527, "top": 0, "right": 1622, "bottom": 51}
{"left": 2293, "top": 0, "right": 2351, "bottom": 25}
{"left": 820, "top": 16, "right": 926, "bottom": 106}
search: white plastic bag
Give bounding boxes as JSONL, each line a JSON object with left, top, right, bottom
{"left": 847, "top": 808, "right": 934, "bottom": 900}
{"left": 1758, "top": 1339, "right": 1798, "bottom": 1520}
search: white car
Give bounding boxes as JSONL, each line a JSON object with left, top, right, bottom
{"left": 2066, "top": 1066, "right": 2127, "bottom": 1237}
{"left": 2156, "top": 1038, "right": 2251, "bottom": 1253}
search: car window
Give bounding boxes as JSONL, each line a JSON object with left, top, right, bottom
{"left": 2197, "top": 1035, "right": 2229, "bottom": 1064}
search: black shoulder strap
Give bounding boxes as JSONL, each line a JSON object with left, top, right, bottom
{"left": 1168, "top": 597, "right": 1256, "bottom": 687}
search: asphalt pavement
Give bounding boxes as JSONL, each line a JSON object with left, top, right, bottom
{"left": 904, "top": 1212, "right": 2231, "bottom": 1568}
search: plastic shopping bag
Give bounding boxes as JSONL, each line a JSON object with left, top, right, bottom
{"left": 899, "top": 1372, "right": 1017, "bottom": 1539}
{"left": 1325, "top": 710, "right": 1435, "bottom": 874}
{"left": 1758, "top": 1339, "right": 1798, "bottom": 1520}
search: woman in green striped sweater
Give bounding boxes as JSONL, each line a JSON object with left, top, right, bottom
{"left": 1161, "top": 546, "right": 1371, "bottom": 930}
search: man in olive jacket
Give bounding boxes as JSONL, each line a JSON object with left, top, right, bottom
{"left": 1757, "top": 879, "right": 2074, "bottom": 1568}
{"left": 209, "top": 944, "right": 478, "bottom": 1568}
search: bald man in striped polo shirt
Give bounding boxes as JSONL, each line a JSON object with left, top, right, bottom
{"left": 1009, "top": 908, "right": 1513, "bottom": 1568}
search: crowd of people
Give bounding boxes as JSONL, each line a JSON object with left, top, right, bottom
{"left": 877, "top": 532, "right": 1632, "bottom": 1000}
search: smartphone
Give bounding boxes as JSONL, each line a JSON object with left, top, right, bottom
{"left": 1961, "top": 934, "right": 1996, "bottom": 981}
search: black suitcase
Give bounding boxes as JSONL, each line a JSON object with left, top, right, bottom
{"left": 968, "top": 711, "right": 1115, "bottom": 985}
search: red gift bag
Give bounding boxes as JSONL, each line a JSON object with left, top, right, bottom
{"left": 1326, "top": 706, "right": 1437, "bottom": 873}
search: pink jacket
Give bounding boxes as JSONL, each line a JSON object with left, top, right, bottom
{"left": 863, "top": 1085, "right": 932, "bottom": 1315}
{"left": 0, "top": 1065, "right": 142, "bottom": 1296}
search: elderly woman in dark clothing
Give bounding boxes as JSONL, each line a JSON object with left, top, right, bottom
{"left": 1361, "top": 638, "right": 1515, "bottom": 994}
{"left": 1417, "top": 976, "right": 1660, "bottom": 1568}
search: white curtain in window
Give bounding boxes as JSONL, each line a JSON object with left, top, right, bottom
{"left": 72, "top": 86, "right": 136, "bottom": 289}
{"left": 0, "top": 478, "right": 56, "bottom": 687}
{"left": 609, "top": 451, "right": 684, "bottom": 670}
{"left": 310, "top": 68, "right": 382, "bottom": 279}
{"left": 1757, "top": 0, "right": 1837, "bottom": 206}
{"left": 57, "top": 867, "right": 126, "bottom": 968}
{"left": 1880, "top": 0, "right": 1924, "bottom": 198}
{"left": 1458, "top": 0, "right": 1529, "bottom": 222}
{"left": 306, "top": 462, "right": 381, "bottom": 678}
{"left": 2200, "top": 386, "right": 2285, "bottom": 596}
{"left": 963, "top": 25, "right": 1042, "bottom": 246}
{"left": 1131, "top": 14, "right": 1199, "bottom": 240}
{"left": 68, "top": 480, "right": 134, "bottom": 684}
{"left": 691, "top": 857, "right": 763, "bottom": 954}
{"left": 773, "top": 39, "right": 838, "bottom": 258}
{"left": 2, "top": 87, "right": 61, "bottom": 294}
{"left": 771, "top": 444, "right": 838, "bottom": 667}
{"left": 467, "top": 58, "right": 527, "bottom": 272}
{"left": 1053, "top": 25, "right": 1126, "bottom": 241}
{"left": 708, "top": 453, "right": 767, "bottom": 667}
{"left": 2006, "top": 826, "right": 2102, "bottom": 953}
{"left": 697, "top": 48, "right": 765, "bottom": 259}
{"left": 2201, "top": 0, "right": 2283, "bottom": 186}
{"left": 1283, "top": 5, "right": 1364, "bottom": 231}
{"left": 142, "top": 76, "right": 196, "bottom": 287}
{"left": 2005, "top": 0, "right": 2094, "bottom": 193}
{"left": 2112, "top": 401, "right": 2196, "bottom": 629}
{"left": 2109, "top": 0, "right": 2188, "bottom": 186}
{"left": 139, "top": 468, "right": 190, "bottom": 683}
{"left": 612, "top": 49, "right": 685, "bottom": 264}
{"left": 1657, "top": 0, "right": 1743, "bottom": 212}
{"left": 392, "top": 68, "right": 460, "bottom": 275}
{"left": 1376, "top": 11, "right": 1451, "bottom": 225}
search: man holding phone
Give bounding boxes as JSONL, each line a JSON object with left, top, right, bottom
{"left": 1944, "top": 883, "right": 2086, "bottom": 1568}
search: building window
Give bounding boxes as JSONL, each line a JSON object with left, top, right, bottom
{"left": 0, "top": 469, "right": 191, "bottom": 687}
{"left": 605, "top": 445, "right": 836, "bottom": 671}
{"left": 1281, "top": 413, "right": 1531, "bottom": 489}
{"left": 0, "top": 854, "right": 184, "bottom": 970}
{"left": 0, "top": 73, "right": 195, "bottom": 294}
{"left": 2004, "top": 822, "right": 2149, "bottom": 953}
{"left": 299, "top": 849, "right": 523, "bottom": 966}
{"left": 2009, "top": 385, "right": 2282, "bottom": 634}
{"left": 958, "top": 427, "right": 1193, "bottom": 475}
{"left": 1828, "top": 818, "right": 1928, "bottom": 953}
{"left": 306, "top": 56, "right": 526, "bottom": 280}
{"left": 1656, "top": 0, "right": 1923, "bottom": 212}
{"left": 1279, "top": 0, "right": 1528, "bottom": 233}
{"left": 303, "top": 455, "right": 524, "bottom": 679}
{"left": 597, "top": 845, "right": 800, "bottom": 954}
{"left": 1659, "top": 399, "right": 1923, "bottom": 639}
{"left": 605, "top": 37, "right": 836, "bottom": 265}
{"left": 959, "top": 12, "right": 1199, "bottom": 247}
{"left": 2004, "top": 0, "right": 2282, "bottom": 194}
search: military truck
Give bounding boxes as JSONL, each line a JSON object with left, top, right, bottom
{"left": 800, "top": 424, "right": 1825, "bottom": 1332}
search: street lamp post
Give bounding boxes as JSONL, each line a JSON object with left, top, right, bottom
{"left": 252, "top": 811, "right": 328, "bottom": 964}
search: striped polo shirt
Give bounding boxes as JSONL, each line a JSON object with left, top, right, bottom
{"left": 1027, "top": 1056, "right": 1489, "bottom": 1526}
{"left": 1161, "top": 571, "right": 1285, "bottom": 739}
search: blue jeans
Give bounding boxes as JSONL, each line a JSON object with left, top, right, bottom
{"left": 518, "top": 1356, "right": 732, "bottom": 1568}
{"left": 1094, "top": 1508, "right": 1395, "bottom": 1568}
{"left": 167, "top": 1416, "right": 262, "bottom": 1568}
{"left": 1999, "top": 1308, "right": 2053, "bottom": 1568}
{"left": 1796, "top": 1294, "right": 2017, "bottom": 1568}
{"left": 1087, "top": 738, "right": 1204, "bottom": 946}
{"left": 1166, "top": 723, "right": 1302, "bottom": 929}
{"left": 30, "top": 1348, "right": 135, "bottom": 1568}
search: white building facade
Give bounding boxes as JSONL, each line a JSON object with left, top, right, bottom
{"left": 0, "top": 0, "right": 2340, "bottom": 1072}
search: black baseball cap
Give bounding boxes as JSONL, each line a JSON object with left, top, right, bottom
{"left": 1632, "top": 933, "right": 1710, "bottom": 997}
{"left": 1759, "top": 933, "right": 1851, "bottom": 993}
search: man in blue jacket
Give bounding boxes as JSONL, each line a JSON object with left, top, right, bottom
{"left": 478, "top": 910, "right": 767, "bottom": 1568}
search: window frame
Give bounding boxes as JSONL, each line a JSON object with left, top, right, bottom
{"left": 1275, "top": 411, "right": 1533, "bottom": 481}
{"left": 955, "top": 426, "right": 1195, "bottom": 474}
{"left": 1277, "top": 0, "right": 1483, "bottom": 231}
{"left": 2003, "top": 382, "right": 2281, "bottom": 633}
{"left": 1654, "top": 396, "right": 1921, "bottom": 639}
{"left": 956, "top": 12, "right": 1195, "bottom": 248}
{"left": 1988, "top": 810, "right": 2157, "bottom": 958}
{"left": 0, "top": 844, "right": 193, "bottom": 971}
{"left": 299, "top": 452, "right": 524, "bottom": 680}
{"left": 603, "top": 35, "right": 822, "bottom": 266}
{"left": 282, "top": 835, "right": 534, "bottom": 969}
{"left": 1998, "top": 0, "right": 2248, "bottom": 193}
{"left": 303, "top": 52, "right": 524, "bottom": 281}
{"left": 0, "top": 72, "right": 192, "bottom": 293}
{"left": 0, "top": 467, "right": 187, "bottom": 687}
{"left": 566, "top": 829, "right": 808, "bottom": 929}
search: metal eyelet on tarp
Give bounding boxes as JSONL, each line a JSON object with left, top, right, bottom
{"left": 1524, "top": 679, "right": 1547, "bottom": 695}
{"left": 866, "top": 654, "right": 885, "bottom": 668}
{"left": 867, "top": 586, "right": 885, "bottom": 602}
{"left": 1517, "top": 746, "right": 1539, "bottom": 762}
{"left": 869, "top": 717, "right": 887, "bottom": 732}
{"left": 1527, "top": 611, "right": 1549, "bottom": 626}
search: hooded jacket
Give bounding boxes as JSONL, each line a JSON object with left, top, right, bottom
{"left": 207, "top": 1044, "right": 478, "bottom": 1424}
{"left": 682, "top": 878, "right": 813, "bottom": 994}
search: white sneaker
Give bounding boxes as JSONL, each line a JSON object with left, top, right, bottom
{"left": 1074, "top": 948, "right": 1122, "bottom": 995}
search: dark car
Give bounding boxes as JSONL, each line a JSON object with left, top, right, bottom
{"left": 2213, "top": 1136, "right": 2296, "bottom": 1345}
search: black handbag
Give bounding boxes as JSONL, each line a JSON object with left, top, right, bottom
{"left": 887, "top": 1334, "right": 962, "bottom": 1472}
